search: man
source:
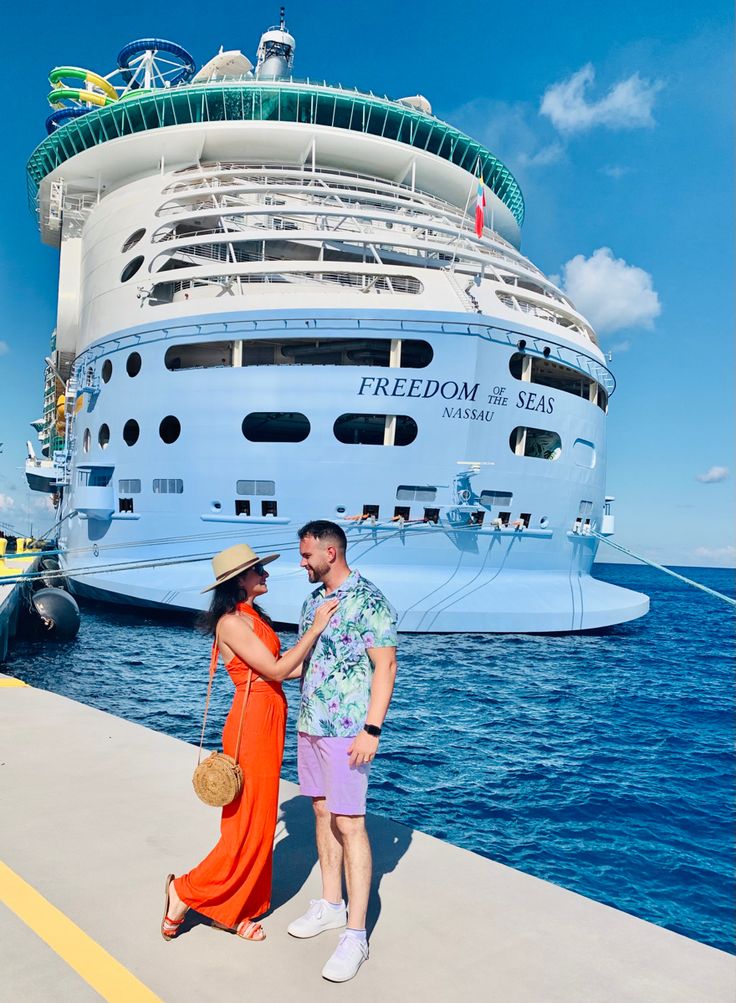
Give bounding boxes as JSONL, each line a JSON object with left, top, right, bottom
{"left": 288, "top": 520, "right": 398, "bottom": 982}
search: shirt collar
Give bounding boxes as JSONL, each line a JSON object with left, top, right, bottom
{"left": 316, "top": 569, "right": 360, "bottom": 600}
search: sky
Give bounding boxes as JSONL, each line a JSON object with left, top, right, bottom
{"left": 0, "top": 1, "right": 732, "bottom": 567}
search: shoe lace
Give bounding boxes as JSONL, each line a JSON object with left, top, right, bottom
{"left": 334, "top": 933, "right": 364, "bottom": 959}
{"left": 305, "top": 898, "right": 323, "bottom": 919}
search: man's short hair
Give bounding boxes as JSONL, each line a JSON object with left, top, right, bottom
{"left": 298, "top": 520, "right": 347, "bottom": 553}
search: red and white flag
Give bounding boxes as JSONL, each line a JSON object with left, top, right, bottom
{"left": 474, "top": 175, "right": 486, "bottom": 238}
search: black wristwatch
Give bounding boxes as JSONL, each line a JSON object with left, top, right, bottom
{"left": 363, "top": 723, "right": 382, "bottom": 738}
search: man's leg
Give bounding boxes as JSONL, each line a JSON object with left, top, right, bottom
{"left": 313, "top": 796, "right": 343, "bottom": 903}
{"left": 332, "top": 814, "right": 371, "bottom": 930}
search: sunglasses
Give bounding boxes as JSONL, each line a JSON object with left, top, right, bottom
{"left": 250, "top": 563, "right": 267, "bottom": 576}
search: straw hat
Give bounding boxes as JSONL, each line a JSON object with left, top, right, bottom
{"left": 201, "top": 544, "right": 279, "bottom": 593}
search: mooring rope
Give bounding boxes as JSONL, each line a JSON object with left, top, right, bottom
{"left": 591, "top": 531, "right": 735, "bottom": 608}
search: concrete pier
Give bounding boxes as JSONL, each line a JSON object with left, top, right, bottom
{"left": 0, "top": 677, "right": 733, "bottom": 1003}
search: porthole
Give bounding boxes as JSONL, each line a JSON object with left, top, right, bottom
{"left": 333, "top": 413, "right": 417, "bottom": 446}
{"left": 509, "top": 426, "right": 561, "bottom": 460}
{"left": 101, "top": 359, "right": 113, "bottom": 383}
{"left": 121, "top": 256, "right": 144, "bottom": 283}
{"left": 159, "top": 415, "right": 181, "bottom": 444}
{"left": 126, "top": 352, "right": 142, "bottom": 377}
{"left": 123, "top": 419, "right": 140, "bottom": 446}
{"left": 539, "top": 516, "right": 549, "bottom": 528}
{"left": 82, "top": 428, "right": 91, "bottom": 453}
{"left": 122, "top": 228, "right": 146, "bottom": 253}
{"left": 242, "top": 412, "right": 310, "bottom": 443}
{"left": 98, "top": 424, "right": 110, "bottom": 449}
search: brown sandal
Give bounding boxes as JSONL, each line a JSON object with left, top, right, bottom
{"left": 161, "top": 874, "right": 186, "bottom": 941}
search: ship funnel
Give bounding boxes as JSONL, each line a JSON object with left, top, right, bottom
{"left": 255, "top": 6, "right": 295, "bottom": 79}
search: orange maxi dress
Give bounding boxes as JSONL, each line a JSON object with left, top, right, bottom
{"left": 175, "top": 603, "right": 287, "bottom": 927}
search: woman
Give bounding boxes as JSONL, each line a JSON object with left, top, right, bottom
{"left": 161, "top": 543, "right": 338, "bottom": 942}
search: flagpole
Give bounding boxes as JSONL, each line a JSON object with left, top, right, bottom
{"left": 448, "top": 155, "right": 481, "bottom": 270}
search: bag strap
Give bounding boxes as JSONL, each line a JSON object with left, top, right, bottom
{"left": 197, "top": 641, "right": 253, "bottom": 766}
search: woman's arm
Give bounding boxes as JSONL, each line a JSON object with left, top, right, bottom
{"left": 218, "top": 600, "right": 338, "bottom": 682}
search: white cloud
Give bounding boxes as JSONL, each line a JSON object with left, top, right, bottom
{"left": 541, "top": 63, "right": 664, "bottom": 135}
{"left": 609, "top": 339, "right": 631, "bottom": 353}
{"left": 600, "top": 164, "right": 632, "bottom": 179}
{"left": 696, "top": 466, "right": 729, "bottom": 484}
{"left": 692, "top": 545, "right": 736, "bottom": 566}
{"left": 557, "top": 247, "right": 661, "bottom": 334}
{"left": 444, "top": 98, "right": 565, "bottom": 174}
{"left": 0, "top": 340, "right": 9, "bottom": 356}
{"left": 0, "top": 493, "right": 15, "bottom": 511}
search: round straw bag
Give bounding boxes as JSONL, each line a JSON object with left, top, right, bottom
{"left": 192, "top": 752, "right": 242, "bottom": 807}
{"left": 192, "top": 644, "right": 252, "bottom": 808}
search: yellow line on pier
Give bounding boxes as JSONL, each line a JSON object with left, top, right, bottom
{"left": 0, "top": 861, "right": 163, "bottom": 1003}
{"left": 0, "top": 679, "right": 28, "bottom": 687}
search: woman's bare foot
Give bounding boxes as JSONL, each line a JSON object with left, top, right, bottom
{"left": 166, "top": 878, "right": 188, "bottom": 923}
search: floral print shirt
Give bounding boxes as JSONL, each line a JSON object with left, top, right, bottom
{"left": 297, "top": 571, "right": 398, "bottom": 737}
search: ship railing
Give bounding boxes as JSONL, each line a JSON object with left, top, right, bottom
{"left": 160, "top": 163, "right": 521, "bottom": 252}
{"left": 154, "top": 270, "right": 424, "bottom": 300}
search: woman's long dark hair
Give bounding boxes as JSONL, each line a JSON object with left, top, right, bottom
{"left": 197, "top": 573, "right": 273, "bottom": 636}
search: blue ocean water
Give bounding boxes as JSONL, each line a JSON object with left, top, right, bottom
{"left": 5, "top": 563, "right": 735, "bottom": 953}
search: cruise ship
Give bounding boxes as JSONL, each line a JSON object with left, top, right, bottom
{"left": 24, "top": 15, "right": 649, "bottom": 631}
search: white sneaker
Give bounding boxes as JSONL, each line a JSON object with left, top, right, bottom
{"left": 287, "top": 898, "right": 347, "bottom": 939}
{"left": 322, "top": 933, "right": 369, "bottom": 982}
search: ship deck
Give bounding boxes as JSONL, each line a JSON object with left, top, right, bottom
{"left": 0, "top": 676, "right": 732, "bottom": 1002}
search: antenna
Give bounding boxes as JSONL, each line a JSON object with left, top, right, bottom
{"left": 280, "top": 6, "right": 286, "bottom": 31}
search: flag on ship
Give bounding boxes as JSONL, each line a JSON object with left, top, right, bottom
{"left": 475, "top": 174, "right": 486, "bottom": 238}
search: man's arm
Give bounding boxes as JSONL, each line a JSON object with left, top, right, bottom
{"left": 347, "top": 646, "right": 397, "bottom": 766}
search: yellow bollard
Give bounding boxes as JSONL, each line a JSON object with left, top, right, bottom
{"left": 0, "top": 538, "right": 6, "bottom": 560}
{"left": 15, "top": 538, "right": 26, "bottom": 555}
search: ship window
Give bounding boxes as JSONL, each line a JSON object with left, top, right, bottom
{"left": 122, "top": 229, "right": 146, "bottom": 253}
{"left": 123, "top": 419, "right": 140, "bottom": 446}
{"left": 82, "top": 428, "right": 91, "bottom": 453}
{"left": 118, "top": 497, "right": 134, "bottom": 513}
{"left": 423, "top": 508, "right": 440, "bottom": 523}
{"left": 101, "top": 360, "right": 113, "bottom": 383}
{"left": 509, "top": 352, "right": 606, "bottom": 411}
{"left": 78, "top": 467, "right": 112, "bottom": 487}
{"left": 397, "top": 485, "right": 436, "bottom": 501}
{"left": 118, "top": 479, "right": 141, "bottom": 494}
{"left": 479, "top": 490, "right": 513, "bottom": 507}
{"left": 261, "top": 500, "right": 278, "bottom": 516}
{"left": 121, "top": 256, "right": 144, "bottom": 282}
{"left": 164, "top": 338, "right": 433, "bottom": 370}
{"left": 394, "top": 506, "right": 410, "bottom": 520}
{"left": 165, "top": 342, "right": 233, "bottom": 370}
{"left": 334, "top": 414, "right": 418, "bottom": 446}
{"left": 470, "top": 510, "right": 485, "bottom": 525}
{"left": 159, "top": 415, "right": 181, "bottom": 444}
{"left": 242, "top": 412, "right": 310, "bottom": 443}
{"left": 98, "top": 424, "right": 110, "bottom": 449}
{"left": 510, "top": 427, "right": 561, "bottom": 460}
{"left": 498, "top": 511, "right": 511, "bottom": 526}
{"left": 126, "top": 352, "right": 142, "bottom": 377}
{"left": 236, "top": 480, "right": 276, "bottom": 495}
{"left": 573, "top": 438, "right": 596, "bottom": 468}
{"left": 363, "top": 504, "right": 379, "bottom": 518}
{"left": 153, "top": 478, "right": 183, "bottom": 494}
{"left": 519, "top": 513, "right": 531, "bottom": 528}
{"left": 235, "top": 500, "right": 251, "bottom": 516}
{"left": 578, "top": 500, "right": 593, "bottom": 517}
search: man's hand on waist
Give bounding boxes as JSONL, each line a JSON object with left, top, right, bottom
{"left": 347, "top": 730, "right": 379, "bottom": 767}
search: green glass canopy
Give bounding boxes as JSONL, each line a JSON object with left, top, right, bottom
{"left": 28, "top": 81, "right": 525, "bottom": 226}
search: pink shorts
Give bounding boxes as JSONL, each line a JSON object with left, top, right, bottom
{"left": 297, "top": 732, "right": 371, "bottom": 816}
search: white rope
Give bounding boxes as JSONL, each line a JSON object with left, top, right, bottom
{"left": 591, "top": 532, "right": 735, "bottom": 608}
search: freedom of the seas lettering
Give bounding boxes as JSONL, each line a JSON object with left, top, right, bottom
{"left": 357, "top": 375, "right": 555, "bottom": 421}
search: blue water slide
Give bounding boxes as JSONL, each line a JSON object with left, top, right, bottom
{"left": 117, "top": 39, "right": 196, "bottom": 88}
{"left": 45, "top": 107, "right": 90, "bottom": 134}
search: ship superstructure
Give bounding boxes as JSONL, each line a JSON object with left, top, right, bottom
{"left": 24, "top": 17, "right": 648, "bottom": 630}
